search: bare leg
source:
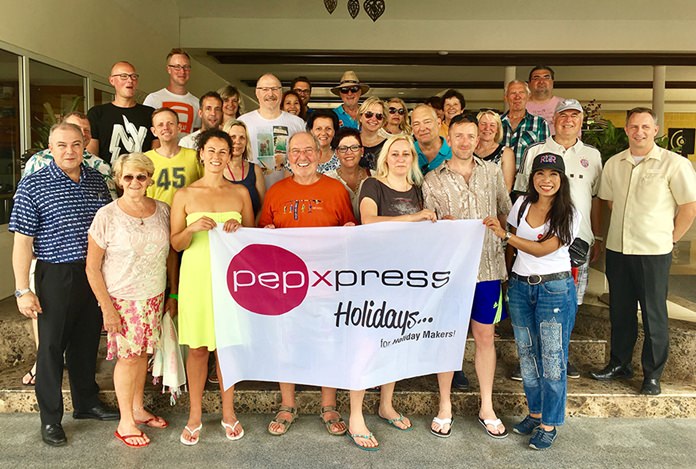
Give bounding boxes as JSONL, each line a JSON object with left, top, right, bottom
{"left": 378, "top": 382, "right": 411, "bottom": 429}
{"left": 131, "top": 354, "right": 166, "bottom": 427}
{"left": 181, "top": 347, "right": 209, "bottom": 443}
{"left": 472, "top": 319, "right": 505, "bottom": 434}
{"left": 216, "top": 351, "right": 243, "bottom": 438}
{"left": 348, "top": 389, "right": 378, "bottom": 448}
{"left": 268, "top": 382, "right": 296, "bottom": 434}
{"left": 114, "top": 354, "right": 149, "bottom": 445}
{"left": 432, "top": 371, "right": 453, "bottom": 433}
{"left": 319, "top": 387, "right": 347, "bottom": 434}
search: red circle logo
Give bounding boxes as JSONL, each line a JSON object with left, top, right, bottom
{"left": 226, "top": 244, "right": 309, "bottom": 316}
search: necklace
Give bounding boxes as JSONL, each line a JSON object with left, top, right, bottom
{"left": 118, "top": 198, "right": 148, "bottom": 225}
{"left": 227, "top": 160, "right": 245, "bottom": 182}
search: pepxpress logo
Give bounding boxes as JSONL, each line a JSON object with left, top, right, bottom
{"left": 227, "top": 244, "right": 450, "bottom": 316}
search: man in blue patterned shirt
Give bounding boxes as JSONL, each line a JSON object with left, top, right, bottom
{"left": 24, "top": 111, "right": 117, "bottom": 199}
{"left": 501, "top": 80, "right": 550, "bottom": 169}
{"left": 10, "top": 123, "right": 118, "bottom": 447}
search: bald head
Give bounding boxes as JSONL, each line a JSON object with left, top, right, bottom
{"left": 256, "top": 73, "right": 283, "bottom": 114}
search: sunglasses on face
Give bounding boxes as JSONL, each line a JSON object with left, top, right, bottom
{"left": 388, "top": 107, "right": 405, "bottom": 115}
{"left": 363, "top": 111, "right": 384, "bottom": 121}
{"left": 340, "top": 86, "right": 360, "bottom": 94}
{"left": 122, "top": 174, "right": 148, "bottom": 182}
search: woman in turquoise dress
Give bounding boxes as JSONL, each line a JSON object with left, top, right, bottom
{"left": 171, "top": 129, "right": 255, "bottom": 445}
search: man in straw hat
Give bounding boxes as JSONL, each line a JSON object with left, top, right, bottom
{"left": 331, "top": 70, "right": 369, "bottom": 130}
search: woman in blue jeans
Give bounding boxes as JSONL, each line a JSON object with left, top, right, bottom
{"left": 484, "top": 152, "right": 579, "bottom": 450}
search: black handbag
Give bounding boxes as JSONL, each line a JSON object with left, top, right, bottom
{"left": 569, "top": 237, "right": 590, "bottom": 267}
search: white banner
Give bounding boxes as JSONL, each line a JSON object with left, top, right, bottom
{"left": 209, "top": 220, "right": 485, "bottom": 391}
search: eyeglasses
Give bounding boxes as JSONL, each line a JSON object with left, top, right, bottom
{"left": 336, "top": 144, "right": 362, "bottom": 154}
{"left": 293, "top": 88, "right": 311, "bottom": 95}
{"left": 363, "top": 111, "right": 384, "bottom": 121}
{"left": 122, "top": 174, "right": 148, "bottom": 182}
{"left": 289, "top": 147, "right": 316, "bottom": 157}
{"left": 256, "top": 86, "right": 282, "bottom": 93}
{"left": 388, "top": 107, "right": 405, "bottom": 116}
{"left": 168, "top": 64, "right": 192, "bottom": 71}
{"left": 111, "top": 73, "right": 139, "bottom": 81}
{"left": 340, "top": 86, "right": 360, "bottom": 94}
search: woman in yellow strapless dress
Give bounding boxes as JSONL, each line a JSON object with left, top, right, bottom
{"left": 170, "top": 129, "right": 254, "bottom": 445}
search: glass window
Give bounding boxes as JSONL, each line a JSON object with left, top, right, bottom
{"left": 29, "top": 59, "right": 85, "bottom": 152}
{"left": 94, "top": 86, "right": 114, "bottom": 106}
{"left": 0, "top": 49, "right": 20, "bottom": 224}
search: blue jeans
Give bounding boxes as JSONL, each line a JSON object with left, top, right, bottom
{"left": 508, "top": 275, "right": 577, "bottom": 427}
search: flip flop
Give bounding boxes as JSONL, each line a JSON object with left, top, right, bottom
{"left": 114, "top": 430, "right": 149, "bottom": 448}
{"left": 268, "top": 406, "right": 298, "bottom": 436}
{"left": 22, "top": 369, "right": 36, "bottom": 386}
{"left": 478, "top": 417, "right": 509, "bottom": 439}
{"left": 180, "top": 424, "right": 202, "bottom": 446}
{"left": 221, "top": 419, "right": 244, "bottom": 441}
{"left": 135, "top": 415, "right": 169, "bottom": 429}
{"left": 380, "top": 413, "right": 412, "bottom": 431}
{"left": 431, "top": 417, "right": 453, "bottom": 438}
{"left": 319, "top": 406, "right": 347, "bottom": 436}
{"left": 346, "top": 432, "right": 380, "bottom": 451}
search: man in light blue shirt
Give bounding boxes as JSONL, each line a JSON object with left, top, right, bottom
{"left": 332, "top": 71, "right": 369, "bottom": 129}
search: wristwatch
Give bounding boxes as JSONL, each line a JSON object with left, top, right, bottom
{"left": 504, "top": 232, "right": 512, "bottom": 241}
{"left": 14, "top": 288, "right": 31, "bottom": 298}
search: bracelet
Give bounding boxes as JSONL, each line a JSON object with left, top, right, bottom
{"left": 168, "top": 293, "right": 179, "bottom": 300}
{"left": 593, "top": 235, "right": 604, "bottom": 241}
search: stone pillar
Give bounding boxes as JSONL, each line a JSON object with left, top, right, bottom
{"left": 653, "top": 65, "right": 666, "bottom": 127}
{"left": 504, "top": 66, "right": 516, "bottom": 111}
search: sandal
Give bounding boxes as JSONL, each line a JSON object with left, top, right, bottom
{"left": 379, "top": 412, "right": 412, "bottom": 431}
{"left": 115, "top": 430, "right": 149, "bottom": 448}
{"left": 221, "top": 419, "right": 244, "bottom": 441}
{"left": 478, "top": 416, "right": 509, "bottom": 439}
{"left": 431, "top": 417, "right": 453, "bottom": 438}
{"left": 135, "top": 415, "right": 169, "bottom": 429}
{"left": 346, "top": 431, "right": 380, "bottom": 451}
{"left": 268, "top": 405, "right": 298, "bottom": 436}
{"left": 319, "top": 406, "right": 347, "bottom": 436}
{"left": 22, "top": 369, "right": 36, "bottom": 386}
{"left": 180, "top": 423, "right": 202, "bottom": 446}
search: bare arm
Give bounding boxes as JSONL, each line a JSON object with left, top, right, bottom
{"left": 164, "top": 248, "right": 179, "bottom": 318}
{"left": 483, "top": 216, "right": 562, "bottom": 258}
{"left": 501, "top": 147, "right": 516, "bottom": 193}
{"left": 85, "top": 235, "right": 120, "bottom": 333}
{"left": 590, "top": 197, "right": 603, "bottom": 262}
{"left": 12, "top": 233, "right": 41, "bottom": 319}
{"left": 673, "top": 201, "right": 696, "bottom": 243}
{"left": 254, "top": 164, "right": 266, "bottom": 206}
{"left": 359, "top": 197, "right": 436, "bottom": 224}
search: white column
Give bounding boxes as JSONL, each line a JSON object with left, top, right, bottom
{"left": 652, "top": 65, "right": 666, "bottom": 126}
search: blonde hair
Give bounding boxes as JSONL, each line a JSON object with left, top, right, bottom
{"left": 386, "top": 97, "right": 411, "bottom": 134}
{"left": 358, "top": 97, "right": 387, "bottom": 120}
{"left": 476, "top": 110, "right": 504, "bottom": 143}
{"left": 375, "top": 135, "right": 423, "bottom": 186}
{"left": 222, "top": 119, "right": 252, "bottom": 161}
{"left": 112, "top": 153, "right": 154, "bottom": 188}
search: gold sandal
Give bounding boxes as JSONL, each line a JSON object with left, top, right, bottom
{"left": 320, "top": 405, "right": 347, "bottom": 436}
{"left": 268, "top": 405, "right": 298, "bottom": 436}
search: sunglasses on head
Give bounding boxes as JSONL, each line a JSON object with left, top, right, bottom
{"left": 122, "top": 174, "right": 148, "bottom": 182}
{"left": 340, "top": 86, "right": 361, "bottom": 94}
{"left": 388, "top": 107, "right": 405, "bottom": 115}
{"left": 363, "top": 111, "right": 384, "bottom": 120}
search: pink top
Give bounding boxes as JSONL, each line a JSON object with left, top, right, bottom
{"left": 526, "top": 95, "right": 563, "bottom": 134}
{"left": 89, "top": 199, "right": 170, "bottom": 300}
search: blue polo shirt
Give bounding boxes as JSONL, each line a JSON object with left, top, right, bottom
{"left": 333, "top": 105, "right": 359, "bottom": 129}
{"left": 9, "top": 161, "right": 110, "bottom": 263}
{"left": 416, "top": 137, "right": 452, "bottom": 175}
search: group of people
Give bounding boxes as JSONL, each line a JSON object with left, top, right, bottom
{"left": 10, "top": 48, "right": 696, "bottom": 453}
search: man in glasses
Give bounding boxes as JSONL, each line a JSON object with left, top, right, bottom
{"left": 239, "top": 73, "right": 305, "bottom": 189}
{"left": 87, "top": 61, "right": 155, "bottom": 164}
{"left": 526, "top": 66, "right": 565, "bottom": 134}
{"left": 411, "top": 104, "right": 451, "bottom": 175}
{"left": 291, "top": 76, "right": 313, "bottom": 111}
{"left": 331, "top": 70, "right": 369, "bottom": 130}
{"left": 144, "top": 48, "right": 200, "bottom": 135}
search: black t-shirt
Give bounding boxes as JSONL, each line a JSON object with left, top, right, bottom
{"left": 358, "top": 177, "right": 423, "bottom": 216}
{"left": 87, "top": 103, "right": 155, "bottom": 163}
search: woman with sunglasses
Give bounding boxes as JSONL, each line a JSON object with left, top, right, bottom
{"left": 86, "top": 153, "right": 176, "bottom": 447}
{"left": 359, "top": 97, "right": 388, "bottom": 171}
{"left": 381, "top": 97, "right": 411, "bottom": 137}
{"left": 484, "top": 152, "right": 579, "bottom": 451}
{"left": 347, "top": 136, "right": 436, "bottom": 451}
{"left": 171, "top": 129, "right": 255, "bottom": 445}
{"left": 325, "top": 127, "right": 370, "bottom": 217}
{"left": 475, "top": 110, "right": 516, "bottom": 193}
